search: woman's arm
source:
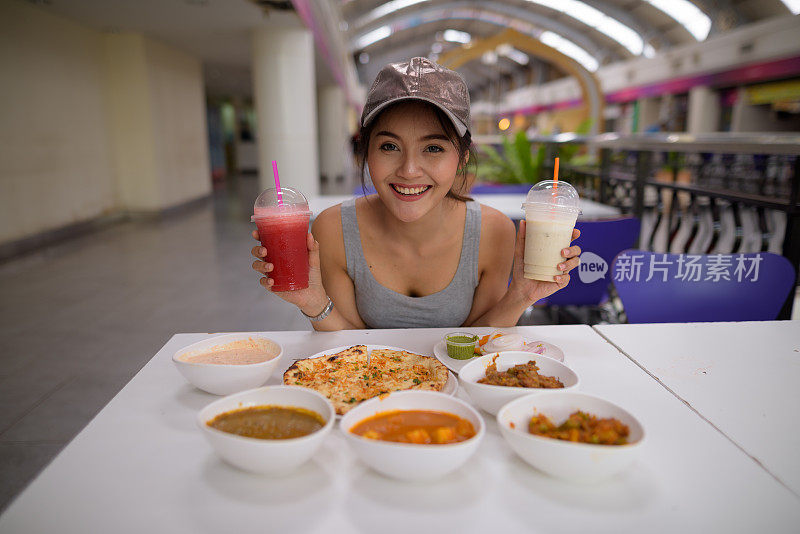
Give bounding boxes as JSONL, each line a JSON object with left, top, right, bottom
{"left": 307, "top": 207, "right": 367, "bottom": 330}
{"left": 251, "top": 205, "right": 366, "bottom": 331}
{"left": 463, "top": 208, "right": 581, "bottom": 327}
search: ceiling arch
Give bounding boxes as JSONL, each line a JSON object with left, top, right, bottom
{"left": 438, "top": 28, "right": 604, "bottom": 135}
{"left": 349, "top": 1, "right": 621, "bottom": 64}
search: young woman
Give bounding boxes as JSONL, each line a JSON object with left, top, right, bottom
{"left": 251, "top": 58, "right": 581, "bottom": 330}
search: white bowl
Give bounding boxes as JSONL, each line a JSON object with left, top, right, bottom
{"left": 458, "top": 352, "right": 579, "bottom": 415}
{"left": 198, "top": 385, "right": 334, "bottom": 475}
{"left": 173, "top": 334, "right": 283, "bottom": 395}
{"left": 497, "top": 392, "right": 645, "bottom": 482}
{"left": 340, "top": 391, "right": 484, "bottom": 481}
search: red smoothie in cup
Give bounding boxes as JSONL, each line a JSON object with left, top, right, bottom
{"left": 254, "top": 205, "right": 310, "bottom": 292}
{"left": 252, "top": 185, "right": 311, "bottom": 291}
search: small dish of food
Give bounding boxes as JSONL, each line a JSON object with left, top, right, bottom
{"left": 173, "top": 334, "right": 283, "bottom": 395}
{"left": 458, "top": 352, "right": 579, "bottom": 415}
{"left": 197, "top": 385, "right": 335, "bottom": 475}
{"left": 444, "top": 332, "right": 479, "bottom": 360}
{"left": 497, "top": 392, "right": 645, "bottom": 482}
{"left": 339, "top": 390, "right": 484, "bottom": 481}
{"left": 433, "top": 333, "right": 565, "bottom": 373}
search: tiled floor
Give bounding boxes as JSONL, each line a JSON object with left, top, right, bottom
{"left": 0, "top": 175, "right": 311, "bottom": 511}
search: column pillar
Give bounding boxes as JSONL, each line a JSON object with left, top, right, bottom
{"left": 636, "top": 97, "right": 661, "bottom": 132}
{"left": 252, "top": 27, "right": 319, "bottom": 196}
{"left": 687, "top": 86, "right": 720, "bottom": 134}
{"left": 317, "top": 85, "right": 349, "bottom": 193}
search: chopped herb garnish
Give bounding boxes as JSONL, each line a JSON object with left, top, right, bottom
{"left": 413, "top": 378, "right": 421, "bottom": 385}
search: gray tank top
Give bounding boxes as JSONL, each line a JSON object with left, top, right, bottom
{"left": 341, "top": 198, "right": 481, "bottom": 329}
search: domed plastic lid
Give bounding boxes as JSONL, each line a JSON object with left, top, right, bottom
{"left": 522, "top": 180, "right": 580, "bottom": 213}
{"left": 252, "top": 187, "right": 309, "bottom": 219}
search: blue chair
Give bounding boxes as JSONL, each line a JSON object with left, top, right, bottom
{"left": 611, "top": 250, "right": 796, "bottom": 323}
{"left": 469, "top": 183, "right": 532, "bottom": 195}
{"left": 543, "top": 217, "right": 641, "bottom": 307}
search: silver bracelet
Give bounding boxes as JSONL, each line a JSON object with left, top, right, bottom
{"left": 302, "top": 297, "right": 334, "bottom": 322}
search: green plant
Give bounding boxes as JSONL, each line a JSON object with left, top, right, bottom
{"left": 556, "top": 117, "right": 593, "bottom": 163}
{"left": 475, "top": 118, "right": 595, "bottom": 184}
{"left": 475, "top": 130, "right": 546, "bottom": 184}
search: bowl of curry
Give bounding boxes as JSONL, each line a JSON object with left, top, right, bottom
{"left": 198, "top": 385, "right": 335, "bottom": 475}
{"left": 497, "top": 392, "right": 645, "bottom": 482}
{"left": 458, "top": 352, "right": 579, "bottom": 415}
{"left": 340, "top": 391, "right": 484, "bottom": 481}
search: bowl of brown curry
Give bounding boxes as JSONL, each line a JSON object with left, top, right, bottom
{"left": 198, "top": 385, "right": 334, "bottom": 475}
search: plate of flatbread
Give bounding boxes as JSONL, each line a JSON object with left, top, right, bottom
{"left": 283, "top": 345, "right": 456, "bottom": 415}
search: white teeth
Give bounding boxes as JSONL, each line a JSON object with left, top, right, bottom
{"left": 394, "top": 185, "right": 428, "bottom": 195}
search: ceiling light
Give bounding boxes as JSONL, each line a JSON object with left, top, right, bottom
{"left": 482, "top": 51, "right": 498, "bottom": 65}
{"left": 642, "top": 0, "right": 711, "bottom": 41}
{"left": 527, "top": 0, "right": 644, "bottom": 55}
{"left": 443, "top": 29, "right": 471, "bottom": 44}
{"left": 357, "top": 0, "right": 428, "bottom": 27}
{"left": 498, "top": 45, "right": 530, "bottom": 65}
{"left": 540, "top": 31, "right": 599, "bottom": 71}
{"left": 355, "top": 26, "right": 391, "bottom": 49}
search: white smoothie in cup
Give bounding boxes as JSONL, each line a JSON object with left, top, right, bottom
{"left": 522, "top": 180, "right": 581, "bottom": 282}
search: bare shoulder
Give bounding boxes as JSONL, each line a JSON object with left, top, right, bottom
{"left": 478, "top": 203, "right": 515, "bottom": 241}
{"left": 477, "top": 203, "right": 515, "bottom": 273}
{"left": 311, "top": 204, "right": 345, "bottom": 265}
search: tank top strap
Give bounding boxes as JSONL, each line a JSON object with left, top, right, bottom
{"left": 340, "top": 198, "right": 362, "bottom": 281}
{"left": 462, "top": 201, "right": 482, "bottom": 287}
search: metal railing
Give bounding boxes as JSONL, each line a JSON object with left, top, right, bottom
{"left": 476, "top": 132, "right": 800, "bottom": 319}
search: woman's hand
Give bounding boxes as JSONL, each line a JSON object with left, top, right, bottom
{"left": 250, "top": 230, "right": 330, "bottom": 317}
{"left": 507, "top": 220, "right": 581, "bottom": 305}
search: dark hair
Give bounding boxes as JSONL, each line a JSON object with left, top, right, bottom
{"left": 356, "top": 101, "right": 475, "bottom": 202}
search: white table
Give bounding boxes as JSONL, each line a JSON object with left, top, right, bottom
{"left": 1, "top": 326, "right": 798, "bottom": 533}
{"left": 594, "top": 320, "right": 800, "bottom": 497}
{"left": 308, "top": 195, "right": 621, "bottom": 221}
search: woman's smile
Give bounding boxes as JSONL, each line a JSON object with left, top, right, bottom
{"left": 389, "top": 183, "right": 433, "bottom": 201}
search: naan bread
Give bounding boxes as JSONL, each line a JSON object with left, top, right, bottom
{"left": 370, "top": 349, "right": 450, "bottom": 393}
{"left": 284, "top": 346, "right": 449, "bottom": 415}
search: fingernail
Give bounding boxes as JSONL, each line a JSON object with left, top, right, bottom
{"left": 261, "top": 247, "right": 266, "bottom": 255}
{"left": 558, "top": 264, "right": 565, "bottom": 270}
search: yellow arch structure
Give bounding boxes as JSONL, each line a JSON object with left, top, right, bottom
{"left": 438, "top": 28, "right": 604, "bottom": 134}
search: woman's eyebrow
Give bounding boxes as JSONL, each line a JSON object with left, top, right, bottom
{"left": 375, "top": 131, "right": 449, "bottom": 141}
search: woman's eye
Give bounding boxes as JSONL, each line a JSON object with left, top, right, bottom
{"left": 380, "top": 143, "right": 398, "bottom": 151}
{"left": 425, "top": 145, "right": 444, "bottom": 153}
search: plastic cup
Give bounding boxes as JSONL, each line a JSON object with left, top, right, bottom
{"left": 521, "top": 180, "right": 581, "bottom": 282}
{"left": 252, "top": 187, "right": 311, "bottom": 292}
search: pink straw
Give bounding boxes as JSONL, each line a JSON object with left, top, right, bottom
{"left": 271, "top": 160, "right": 283, "bottom": 206}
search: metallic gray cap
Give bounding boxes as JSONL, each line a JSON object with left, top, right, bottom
{"left": 361, "top": 57, "right": 471, "bottom": 137}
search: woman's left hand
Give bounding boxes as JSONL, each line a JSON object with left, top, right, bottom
{"left": 508, "top": 220, "right": 581, "bottom": 305}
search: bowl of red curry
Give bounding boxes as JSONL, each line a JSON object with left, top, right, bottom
{"left": 497, "top": 391, "right": 645, "bottom": 482}
{"left": 340, "top": 390, "right": 485, "bottom": 481}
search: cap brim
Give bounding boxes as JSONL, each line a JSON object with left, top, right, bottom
{"left": 361, "top": 96, "right": 468, "bottom": 137}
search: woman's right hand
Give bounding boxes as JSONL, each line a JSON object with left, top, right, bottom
{"left": 251, "top": 230, "right": 330, "bottom": 317}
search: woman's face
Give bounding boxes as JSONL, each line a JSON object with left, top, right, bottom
{"left": 367, "top": 102, "right": 464, "bottom": 223}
